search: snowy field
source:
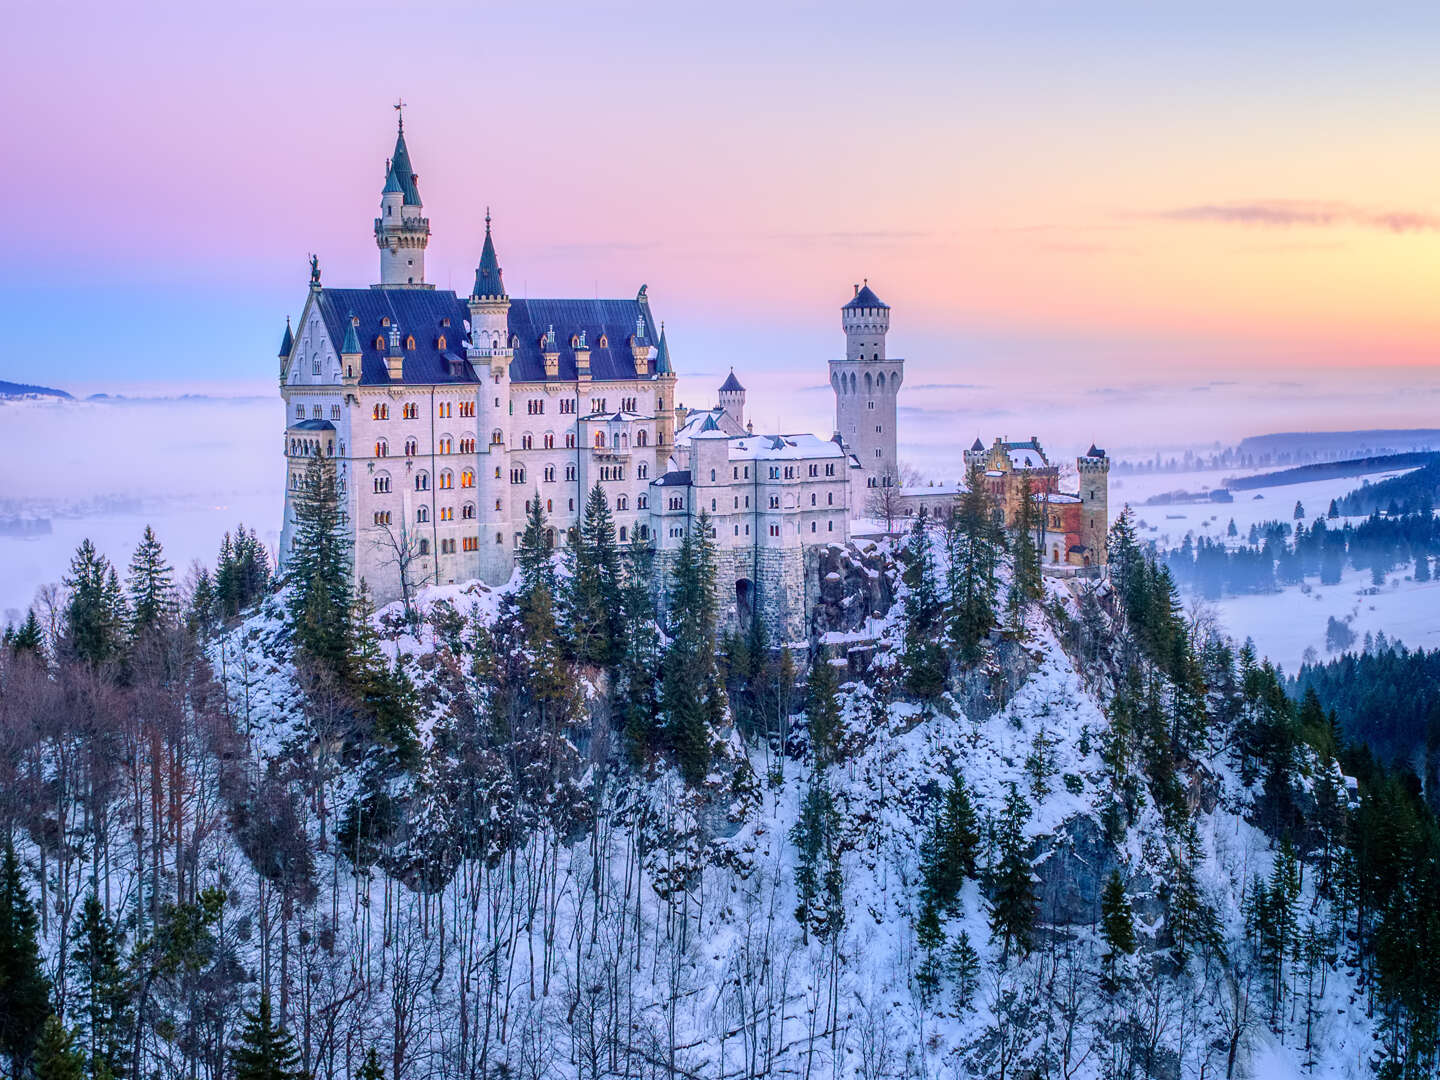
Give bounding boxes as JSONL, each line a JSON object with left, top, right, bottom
{"left": 1111, "top": 465, "right": 1436, "bottom": 673}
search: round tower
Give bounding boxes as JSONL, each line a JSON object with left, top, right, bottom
{"left": 374, "top": 108, "right": 431, "bottom": 288}
{"left": 468, "top": 214, "right": 513, "bottom": 584}
{"left": 830, "top": 280, "right": 902, "bottom": 498}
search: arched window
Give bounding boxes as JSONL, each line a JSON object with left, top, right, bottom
{"left": 710, "top": 468, "right": 716, "bottom": 481}
{"left": 404, "top": 438, "right": 418, "bottom": 457}
{"left": 417, "top": 506, "right": 429, "bottom": 523}
{"left": 637, "top": 429, "right": 648, "bottom": 447}
{"left": 372, "top": 474, "right": 390, "bottom": 494}
{"left": 439, "top": 470, "right": 453, "bottom": 490}
{"left": 461, "top": 469, "right": 475, "bottom": 488}
{"left": 415, "top": 472, "right": 429, "bottom": 491}
{"left": 437, "top": 334, "right": 446, "bottom": 350}
{"left": 619, "top": 526, "right": 628, "bottom": 542}
{"left": 491, "top": 429, "right": 504, "bottom": 445}
{"left": 594, "top": 431, "right": 606, "bottom": 448}
{"left": 877, "top": 371, "right": 885, "bottom": 389}
{"left": 375, "top": 439, "right": 388, "bottom": 457}
{"left": 375, "top": 335, "right": 385, "bottom": 350}
{"left": 616, "top": 495, "right": 628, "bottom": 510}
{"left": 462, "top": 502, "right": 475, "bottom": 519}
{"left": 521, "top": 434, "right": 533, "bottom": 450}
{"left": 865, "top": 372, "right": 873, "bottom": 393}
{"left": 405, "top": 336, "right": 415, "bottom": 350}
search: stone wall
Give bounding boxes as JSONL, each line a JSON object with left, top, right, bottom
{"left": 654, "top": 543, "right": 809, "bottom": 644}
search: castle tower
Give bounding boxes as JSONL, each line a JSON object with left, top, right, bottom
{"left": 468, "top": 213, "right": 513, "bottom": 583}
{"left": 718, "top": 369, "right": 746, "bottom": 429}
{"left": 374, "top": 108, "right": 431, "bottom": 287}
{"left": 831, "top": 280, "right": 902, "bottom": 499}
{"left": 1077, "top": 445, "right": 1111, "bottom": 566}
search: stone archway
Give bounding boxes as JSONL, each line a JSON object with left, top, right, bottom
{"left": 736, "top": 578, "right": 755, "bottom": 632}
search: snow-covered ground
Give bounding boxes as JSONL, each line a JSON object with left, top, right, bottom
{"left": 1111, "top": 464, "right": 1437, "bottom": 673}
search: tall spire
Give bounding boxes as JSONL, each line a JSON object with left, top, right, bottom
{"left": 472, "top": 209, "right": 506, "bottom": 299}
{"left": 278, "top": 317, "right": 293, "bottom": 359}
{"left": 384, "top": 105, "right": 422, "bottom": 207}
{"left": 654, "top": 322, "right": 673, "bottom": 375}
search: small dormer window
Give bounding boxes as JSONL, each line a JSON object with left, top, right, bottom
{"left": 375, "top": 336, "right": 385, "bottom": 350}
{"left": 382, "top": 317, "right": 390, "bottom": 327}
{"left": 437, "top": 335, "right": 446, "bottom": 350}
{"left": 598, "top": 334, "right": 608, "bottom": 348}
{"left": 351, "top": 315, "right": 359, "bottom": 326}
{"left": 441, "top": 317, "right": 450, "bottom": 327}
{"left": 570, "top": 334, "right": 580, "bottom": 348}
{"left": 405, "top": 336, "right": 416, "bottom": 350}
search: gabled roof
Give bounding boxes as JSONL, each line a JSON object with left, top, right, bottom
{"left": 719, "top": 369, "right": 745, "bottom": 393}
{"left": 311, "top": 287, "right": 661, "bottom": 386}
{"left": 472, "top": 214, "right": 505, "bottom": 299}
{"left": 843, "top": 282, "right": 888, "bottom": 310}
{"left": 386, "top": 128, "right": 422, "bottom": 206}
{"left": 700, "top": 413, "right": 722, "bottom": 432}
{"left": 278, "top": 318, "right": 293, "bottom": 358}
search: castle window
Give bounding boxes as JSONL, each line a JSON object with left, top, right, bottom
{"left": 710, "top": 469, "right": 716, "bottom": 482}
{"left": 459, "top": 402, "right": 475, "bottom": 417}
{"left": 617, "top": 495, "right": 628, "bottom": 510}
{"left": 496, "top": 532, "right": 503, "bottom": 544}
{"left": 462, "top": 469, "right": 475, "bottom": 488}
{"left": 868, "top": 401, "right": 875, "bottom": 411}
{"left": 546, "top": 499, "right": 553, "bottom": 513}
{"left": 565, "top": 464, "right": 577, "bottom": 481}
{"left": 544, "top": 433, "right": 555, "bottom": 449}
{"left": 827, "top": 492, "right": 834, "bottom": 505}
{"left": 462, "top": 503, "right": 475, "bottom": 519}
{"left": 417, "top": 506, "right": 429, "bottom": 523}
{"left": 491, "top": 429, "right": 504, "bottom": 445}
{"left": 405, "top": 438, "right": 418, "bottom": 457}
{"left": 440, "top": 507, "right": 453, "bottom": 521}
{"left": 809, "top": 464, "right": 818, "bottom": 477}
{"left": 439, "top": 437, "right": 452, "bottom": 454}
{"left": 566, "top": 433, "right": 577, "bottom": 449}
{"left": 599, "top": 334, "right": 608, "bottom": 348}
{"left": 877, "top": 372, "right": 885, "bottom": 388}
{"left": 811, "top": 522, "right": 817, "bottom": 532}
{"left": 710, "top": 498, "right": 716, "bottom": 511}
{"left": 637, "top": 429, "right": 648, "bottom": 447}
{"left": 495, "top": 498, "right": 503, "bottom": 511}
{"left": 543, "top": 465, "right": 555, "bottom": 482}
{"left": 638, "top": 463, "right": 648, "bottom": 479}
{"left": 437, "top": 335, "right": 446, "bottom": 350}
{"left": 811, "top": 493, "right": 816, "bottom": 506}
{"left": 331, "top": 405, "right": 341, "bottom": 420}
{"left": 769, "top": 495, "right": 779, "bottom": 509}
{"left": 439, "top": 470, "right": 453, "bottom": 489}
{"left": 827, "top": 519, "right": 834, "bottom": 532}
{"left": 375, "top": 439, "right": 389, "bottom": 457}
{"left": 770, "top": 524, "right": 780, "bottom": 537}
{"left": 382, "top": 317, "right": 390, "bottom": 327}
{"left": 595, "top": 431, "right": 606, "bottom": 448}
{"left": 638, "top": 494, "right": 648, "bottom": 509}
{"left": 375, "top": 336, "right": 385, "bottom": 350}
{"left": 521, "top": 434, "right": 533, "bottom": 450}
{"left": 415, "top": 472, "right": 429, "bottom": 491}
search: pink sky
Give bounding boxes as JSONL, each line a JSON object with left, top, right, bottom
{"left": 5, "top": 1, "right": 1440, "bottom": 409}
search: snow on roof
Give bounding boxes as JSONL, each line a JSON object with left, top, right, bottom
{"left": 1033, "top": 491, "right": 1082, "bottom": 504}
{"left": 727, "top": 432, "right": 846, "bottom": 461}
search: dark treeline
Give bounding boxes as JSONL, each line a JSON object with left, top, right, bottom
{"left": 1293, "top": 645, "right": 1440, "bottom": 780}
{"left": 1336, "top": 460, "right": 1440, "bottom": 517}
{"left": 1161, "top": 509, "right": 1440, "bottom": 599}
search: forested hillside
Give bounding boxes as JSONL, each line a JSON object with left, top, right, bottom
{"left": 1, "top": 461, "right": 1439, "bottom": 1079}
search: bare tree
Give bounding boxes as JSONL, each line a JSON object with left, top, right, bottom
{"left": 371, "top": 520, "right": 430, "bottom": 624}
{"left": 864, "top": 464, "right": 922, "bottom": 535}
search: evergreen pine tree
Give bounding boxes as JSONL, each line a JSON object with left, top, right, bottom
{"left": 1416, "top": 552, "right": 1431, "bottom": 583}
{"left": 1099, "top": 870, "right": 1136, "bottom": 990}
{"left": 31, "top": 1017, "right": 83, "bottom": 1080}
{"left": 61, "top": 539, "right": 127, "bottom": 667}
{"left": 901, "top": 509, "right": 948, "bottom": 706}
{"left": 564, "top": 483, "right": 624, "bottom": 666}
{"left": 792, "top": 779, "right": 843, "bottom": 944}
{"left": 231, "top": 993, "right": 305, "bottom": 1080}
{"left": 615, "top": 536, "right": 661, "bottom": 759}
{"left": 1327, "top": 498, "right": 1339, "bottom": 519}
{"left": 806, "top": 650, "right": 843, "bottom": 767}
{"left": 516, "top": 493, "right": 557, "bottom": 603}
{"left": 356, "top": 1047, "right": 384, "bottom": 1080}
{"left": 1227, "top": 518, "right": 1238, "bottom": 538}
{"left": 68, "top": 891, "right": 130, "bottom": 1080}
{"left": 946, "top": 466, "right": 1001, "bottom": 663}
{"left": 9, "top": 609, "right": 44, "bottom": 654}
{"left": 187, "top": 567, "right": 217, "bottom": 636}
{"left": 126, "top": 525, "right": 176, "bottom": 637}
{"left": 1008, "top": 475, "right": 1042, "bottom": 632}
{"left": 287, "top": 455, "right": 352, "bottom": 675}
{"left": 987, "top": 784, "right": 1037, "bottom": 964}
{"left": 660, "top": 513, "right": 726, "bottom": 783}
{"left": 920, "top": 774, "right": 981, "bottom": 920}
{"left": 0, "top": 840, "right": 52, "bottom": 1072}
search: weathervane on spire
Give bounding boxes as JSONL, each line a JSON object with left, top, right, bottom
{"left": 394, "top": 98, "right": 406, "bottom": 132}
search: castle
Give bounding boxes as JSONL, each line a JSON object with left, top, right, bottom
{"left": 276, "top": 114, "right": 1106, "bottom": 641}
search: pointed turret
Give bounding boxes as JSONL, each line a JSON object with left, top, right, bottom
{"left": 278, "top": 317, "right": 293, "bottom": 359}
{"left": 718, "top": 367, "right": 746, "bottom": 429}
{"left": 340, "top": 315, "right": 361, "bottom": 356}
{"left": 375, "top": 108, "right": 431, "bottom": 287}
{"left": 472, "top": 210, "right": 506, "bottom": 299}
{"left": 654, "top": 323, "right": 674, "bottom": 375}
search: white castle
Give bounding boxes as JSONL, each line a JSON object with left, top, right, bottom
{"left": 277, "top": 114, "right": 911, "bottom": 640}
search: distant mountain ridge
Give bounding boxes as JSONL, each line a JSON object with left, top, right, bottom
{"left": 1238, "top": 428, "right": 1440, "bottom": 458}
{"left": 0, "top": 378, "right": 71, "bottom": 399}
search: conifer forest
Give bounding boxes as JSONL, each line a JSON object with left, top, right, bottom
{"left": 3, "top": 457, "right": 1439, "bottom": 1080}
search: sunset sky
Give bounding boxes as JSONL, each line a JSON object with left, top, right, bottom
{"left": 7, "top": 1, "right": 1440, "bottom": 410}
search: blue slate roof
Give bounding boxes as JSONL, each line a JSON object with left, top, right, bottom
{"left": 278, "top": 319, "right": 293, "bottom": 358}
{"left": 472, "top": 219, "right": 505, "bottom": 298}
{"left": 312, "top": 288, "right": 660, "bottom": 386}
{"left": 291, "top": 418, "right": 335, "bottom": 432}
{"left": 387, "top": 129, "right": 422, "bottom": 206}
{"left": 654, "top": 470, "right": 691, "bottom": 487}
{"left": 843, "top": 283, "right": 888, "bottom": 310}
{"left": 340, "top": 316, "right": 361, "bottom": 355}
{"left": 718, "top": 370, "right": 744, "bottom": 393}
{"left": 654, "top": 325, "right": 673, "bottom": 375}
